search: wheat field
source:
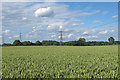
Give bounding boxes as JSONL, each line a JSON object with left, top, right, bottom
{"left": 2, "top": 45, "right": 118, "bottom": 78}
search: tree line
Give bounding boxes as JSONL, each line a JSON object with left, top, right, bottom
{"left": 2, "top": 37, "right": 120, "bottom": 46}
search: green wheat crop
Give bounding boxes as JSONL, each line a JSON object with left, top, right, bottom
{"left": 2, "top": 45, "right": 118, "bottom": 78}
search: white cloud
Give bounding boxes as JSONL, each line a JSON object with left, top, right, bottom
{"left": 83, "top": 31, "right": 88, "bottom": 35}
{"left": 49, "top": 32, "right": 56, "bottom": 34}
{"left": 88, "top": 36, "right": 98, "bottom": 38}
{"left": 70, "top": 18, "right": 81, "bottom": 22}
{"left": 47, "top": 25, "right": 57, "bottom": 30}
{"left": 102, "top": 11, "right": 108, "bottom": 15}
{"left": 110, "top": 30, "right": 115, "bottom": 32}
{"left": 80, "top": 22, "right": 85, "bottom": 25}
{"left": 72, "top": 23, "right": 79, "bottom": 26}
{"left": 72, "top": 22, "right": 85, "bottom": 26}
{"left": 31, "top": 26, "right": 37, "bottom": 32}
{"left": 47, "top": 23, "right": 64, "bottom": 30}
{"left": 68, "top": 33, "right": 73, "bottom": 38}
{"left": 77, "top": 36, "right": 80, "bottom": 39}
{"left": 22, "top": 17, "right": 27, "bottom": 20}
{"left": 99, "top": 30, "right": 108, "bottom": 34}
{"left": 58, "top": 35, "right": 66, "bottom": 39}
{"left": 80, "top": 10, "right": 100, "bottom": 16}
{"left": 77, "top": 35, "right": 98, "bottom": 39}
{"left": 13, "top": 35, "right": 19, "bottom": 38}
{"left": 112, "top": 15, "right": 118, "bottom": 18}
{"left": 58, "top": 36, "right": 60, "bottom": 39}
{"left": 33, "top": 26, "right": 36, "bottom": 29}
{"left": 48, "top": 26, "right": 51, "bottom": 28}
{"left": 34, "top": 7, "right": 54, "bottom": 17}
{"left": 8, "top": 37, "right": 12, "bottom": 39}
{"left": 0, "top": 16, "right": 5, "bottom": 19}
{"left": 3, "top": 30, "right": 10, "bottom": 35}
{"left": 91, "top": 29, "right": 96, "bottom": 32}
{"left": 59, "top": 25, "right": 63, "bottom": 29}
{"left": 51, "top": 35, "right": 56, "bottom": 38}
{"left": 55, "top": 8, "right": 100, "bottom": 19}
{"left": 93, "top": 20, "right": 102, "bottom": 23}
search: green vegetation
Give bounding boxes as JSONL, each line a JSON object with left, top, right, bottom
{"left": 2, "top": 37, "right": 120, "bottom": 46}
{"left": 2, "top": 45, "right": 118, "bottom": 78}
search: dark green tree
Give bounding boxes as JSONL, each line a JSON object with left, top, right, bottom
{"left": 2, "top": 43, "right": 12, "bottom": 46}
{"left": 42, "top": 40, "right": 59, "bottom": 46}
{"left": 13, "top": 40, "right": 22, "bottom": 46}
{"left": 22, "top": 41, "right": 34, "bottom": 46}
{"left": 35, "top": 41, "right": 42, "bottom": 46}
{"left": 108, "top": 37, "right": 115, "bottom": 44}
{"left": 78, "top": 38, "right": 86, "bottom": 42}
{"left": 77, "top": 38, "right": 86, "bottom": 46}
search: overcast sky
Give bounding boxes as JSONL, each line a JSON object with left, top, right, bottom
{"left": 1, "top": 2, "right": 118, "bottom": 43}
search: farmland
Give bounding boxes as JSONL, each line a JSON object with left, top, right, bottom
{"left": 2, "top": 45, "right": 118, "bottom": 78}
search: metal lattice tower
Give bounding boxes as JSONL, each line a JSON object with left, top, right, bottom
{"left": 59, "top": 31, "right": 63, "bottom": 45}
{"left": 59, "top": 26, "right": 63, "bottom": 46}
